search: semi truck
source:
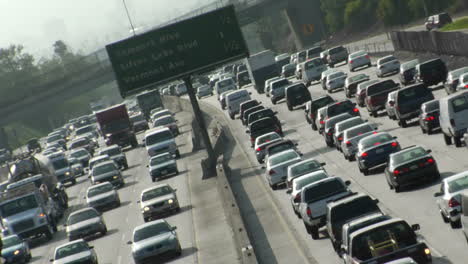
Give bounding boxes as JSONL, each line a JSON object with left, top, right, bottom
{"left": 246, "top": 50, "right": 278, "bottom": 94}
{"left": 95, "top": 104, "right": 138, "bottom": 148}
{"left": 136, "top": 90, "right": 164, "bottom": 120}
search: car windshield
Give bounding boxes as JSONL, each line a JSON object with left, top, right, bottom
{"left": 327, "top": 101, "right": 354, "bottom": 117}
{"left": 304, "top": 59, "right": 324, "bottom": 69}
{"left": 152, "top": 111, "right": 171, "bottom": 120}
{"left": 326, "top": 114, "right": 351, "bottom": 129}
{"left": 312, "top": 97, "right": 335, "bottom": 111}
{"left": 76, "top": 126, "right": 93, "bottom": 136}
{"left": 349, "top": 74, "right": 368, "bottom": 83}
{"left": 55, "top": 242, "right": 89, "bottom": 259}
{"left": 251, "top": 118, "right": 275, "bottom": 131}
{"left": 452, "top": 96, "right": 468, "bottom": 113}
{"left": 350, "top": 51, "right": 366, "bottom": 58}
{"left": 270, "top": 151, "right": 298, "bottom": 166}
{"left": 71, "top": 139, "right": 88, "bottom": 148}
{"left": 351, "top": 221, "right": 416, "bottom": 261}
{"left": 100, "top": 148, "right": 121, "bottom": 157}
{"left": 218, "top": 79, "right": 234, "bottom": 88}
{"left": 424, "top": 101, "right": 439, "bottom": 112}
{"left": 146, "top": 131, "right": 173, "bottom": 145}
{"left": 93, "top": 163, "right": 116, "bottom": 175}
{"left": 360, "top": 133, "right": 393, "bottom": 149}
{"left": 88, "top": 184, "right": 113, "bottom": 198}
{"left": 380, "top": 56, "right": 396, "bottom": 64}
{"left": 154, "top": 116, "right": 175, "bottom": 127}
{"left": 3, "top": 236, "right": 22, "bottom": 248}
{"left": 451, "top": 67, "right": 468, "bottom": 79}
{"left": 0, "top": 195, "right": 38, "bottom": 217}
{"left": 258, "top": 133, "right": 281, "bottom": 145}
{"left": 329, "top": 47, "right": 345, "bottom": 54}
{"left": 448, "top": 175, "right": 468, "bottom": 193}
{"left": 291, "top": 160, "right": 322, "bottom": 177}
{"left": 272, "top": 79, "right": 289, "bottom": 89}
{"left": 399, "top": 85, "right": 429, "bottom": 101}
{"left": 329, "top": 72, "right": 345, "bottom": 80}
{"left": 68, "top": 209, "right": 99, "bottom": 225}
{"left": 269, "top": 143, "right": 294, "bottom": 156}
{"left": 134, "top": 222, "right": 171, "bottom": 242}
{"left": 250, "top": 110, "right": 274, "bottom": 124}
{"left": 303, "top": 179, "right": 345, "bottom": 203}
{"left": 47, "top": 135, "right": 61, "bottom": 143}
{"left": 71, "top": 149, "right": 88, "bottom": 158}
{"left": 284, "top": 64, "right": 295, "bottom": 70}
{"left": 130, "top": 115, "right": 145, "bottom": 122}
{"left": 337, "top": 118, "right": 364, "bottom": 133}
{"left": 391, "top": 147, "right": 426, "bottom": 165}
{"left": 296, "top": 172, "right": 328, "bottom": 190}
{"left": 402, "top": 59, "right": 419, "bottom": 70}
{"left": 142, "top": 186, "right": 172, "bottom": 202}
{"left": 346, "top": 125, "right": 374, "bottom": 139}
{"left": 52, "top": 158, "right": 69, "bottom": 170}
{"left": 150, "top": 154, "right": 172, "bottom": 165}
{"left": 367, "top": 81, "right": 396, "bottom": 96}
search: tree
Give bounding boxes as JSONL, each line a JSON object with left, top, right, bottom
{"left": 344, "top": 0, "right": 378, "bottom": 30}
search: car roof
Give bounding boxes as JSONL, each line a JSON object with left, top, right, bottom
{"left": 150, "top": 152, "right": 172, "bottom": 159}
{"left": 349, "top": 218, "right": 405, "bottom": 240}
{"left": 134, "top": 219, "right": 167, "bottom": 233}
{"left": 345, "top": 212, "right": 386, "bottom": 229}
{"left": 443, "top": 170, "right": 468, "bottom": 184}
{"left": 70, "top": 148, "right": 87, "bottom": 153}
{"left": 99, "top": 145, "right": 120, "bottom": 151}
{"left": 56, "top": 239, "right": 87, "bottom": 249}
{"left": 290, "top": 158, "right": 319, "bottom": 167}
{"left": 93, "top": 160, "right": 115, "bottom": 167}
{"left": 69, "top": 207, "right": 98, "bottom": 217}
{"left": 90, "top": 155, "right": 109, "bottom": 161}
{"left": 145, "top": 127, "right": 171, "bottom": 137}
{"left": 142, "top": 183, "right": 171, "bottom": 194}
{"left": 268, "top": 149, "right": 298, "bottom": 159}
{"left": 302, "top": 176, "right": 340, "bottom": 189}
{"left": 87, "top": 182, "right": 113, "bottom": 190}
{"left": 327, "top": 192, "right": 369, "bottom": 208}
{"left": 265, "top": 139, "right": 294, "bottom": 150}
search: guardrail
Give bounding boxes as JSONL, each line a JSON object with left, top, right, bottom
{"left": 345, "top": 40, "right": 395, "bottom": 55}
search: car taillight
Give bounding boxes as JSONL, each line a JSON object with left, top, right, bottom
{"left": 465, "top": 84, "right": 468, "bottom": 88}
{"left": 449, "top": 198, "right": 460, "bottom": 208}
{"left": 349, "top": 60, "right": 353, "bottom": 64}
{"left": 393, "top": 169, "right": 400, "bottom": 176}
{"left": 365, "top": 55, "right": 370, "bottom": 59}
{"left": 250, "top": 137, "right": 254, "bottom": 143}
{"left": 295, "top": 193, "right": 301, "bottom": 202}
{"left": 338, "top": 137, "right": 343, "bottom": 141}
{"left": 256, "top": 147, "right": 262, "bottom": 152}
{"left": 320, "top": 120, "right": 325, "bottom": 125}
{"left": 310, "top": 113, "right": 315, "bottom": 119}
{"left": 327, "top": 132, "right": 332, "bottom": 136}
{"left": 269, "top": 170, "right": 275, "bottom": 175}
{"left": 306, "top": 207, "right": 312, "bottom": 216}
{"left": 275, "top": 128, "right": 281, "bottom": 133}
{"left": 346, "top": 141, "right": 351, "bottom": 146}
{"left": 361, "top": 152, "right": 368, "bottom": 157}
{"left": 425, "top": 116, "right": 435, "bottom": 121}
{"left": 450, "top": 118, "right": 455, "bottom": 126}
{"left": 353, "top": 108, "right": 359, "bottom": 113}
{"left": 427, "top": 158, "right": 434, "bottom": 164}
{"left": 391, "top": 142, "right": 398, "bottom": 147}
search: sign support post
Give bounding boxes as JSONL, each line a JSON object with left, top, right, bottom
{"left": 183, "top": 76, "right": 216, "bottom": 170}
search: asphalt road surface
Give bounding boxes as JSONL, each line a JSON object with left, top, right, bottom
{"left": 200, "top": 57, "right": 468, "bottom": 264}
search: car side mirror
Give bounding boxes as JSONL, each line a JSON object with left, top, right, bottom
{"left": 245, "top": 130, "right": 249, "bottom": 133}
{"left": 127, "top": 241, "right": 133, "bottom": 245}
{"left": 427, "top": 149, "right": 432, "bottom": 153}
{"left": 286, "top": 189, "right": 292, "bottom": 194}
{"left": 411, "top": 224, "right": 420, "bottom": 231}
{"left": 274, "top": 111, "right": 278, "bottom": 115}
{"left": 389, "top": 101, "right": 395, "bottom": 106}
{"left": 393, "top": 136, "right": 398, "bottom": 139}
{"left": 142, "top": 139, "right": 146, "bottom": 142}
{"left": 433, "top": 192, "right": 442, "bottom": 197}
{"left": 320, "top": 162, "right": 326, "bottom": 166}
{"left": 83, "top": 196, "right": 86, "bottom": 199}
{"left": 249, "top": 92, "right": 252, "bottom": 95}
{"left": 374, "top": 199, "right": 379, "bottom": 204}
{"left": 294, "top": 143, "right": 298, "bottom": 146}
{"left": 89, "top": 246, "right": 94, "bottom": 249}
{"left": 50, "top": 259, "right": 54, "bottom": 262}
{"left": 146, "top": 165, "right": 149, "bottom": 168}
{"left": 345, "top": 180, "right": 351, "bottom": 186}
{"left": 261, "top": 166, "right": 266, "bottom": 169}
{"left": 136, "top": 200, "right": 141, "bottom": 203}
{"left": 173, "top": 188, "right": 177, "bottom": 192}
{"left": 299, "top": 153, "right": 304, "bottom": 156}
{"left": 171, "top": 226, "right": 177, "bottom": 231}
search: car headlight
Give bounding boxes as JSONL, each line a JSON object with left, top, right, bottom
{"left": 144, "top": 207, "right": 150, "bottom": 212}
{"left": 65, "top": 171, "right": 70, "bottom": 176}
{"left": 106, "top": 134, "right": 112, "bottom": 137}
{"left": 168, "top": 199, "right": 174, "bottom": 204}
{"left": 13, "top": 249, "right": 21, "bottom": 255}
{"left": 113, "top": 175, "right": 119, "bottom": 179}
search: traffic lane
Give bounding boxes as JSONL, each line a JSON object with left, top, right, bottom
{"left": 84, "top": 112, "right": 196, "bottom": 264}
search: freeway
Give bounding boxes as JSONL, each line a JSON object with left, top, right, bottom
{"left": 29, "top": 112, "right": 198, "bottom": 264}
{"left": 199, "top": 56, "right": 468, "bottom": 263}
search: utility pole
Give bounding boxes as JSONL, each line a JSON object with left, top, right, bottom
{"left": 422, "top": 0, "right": 429, "bottom": 18}
{"left": 122, "top": 0, "right": 137, "bottom": 37}
{"left": 183, "top": 76, "right": 216, "bottom": 172}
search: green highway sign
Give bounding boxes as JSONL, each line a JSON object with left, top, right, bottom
{"left": 106, "top": 5, "right": 249, "bottom": 97}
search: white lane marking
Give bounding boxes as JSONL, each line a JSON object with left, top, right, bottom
{"left": 126, "top": 217, "right": 129, "bottom": 223}
{"left": 117, "top": 255, "right": 122, "bottom": 264}
{"left": 121, "top": 233, "right": 126, "bottom": 242}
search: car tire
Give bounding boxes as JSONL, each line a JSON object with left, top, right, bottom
{"left": 441, "top": 211, "right": 449, "bottom": 223}
{"left": 287, "top": 104, "right": 293, "bottom": 111}
{"left": 176, "top": 243, "right": 182, "bottom": 256}
{"left": 175, "top": 150, "right": 181, "bottom": 158}
{"left": 312, "top": 123, "right": 318, "bottom": 131}
{"left": 370, "top": 111, "right": 377, "bottom": 117}
{"left": 350, "top": 68, "right": 354, "bottom": 72}
{"left": 444, "top": 134, "right": 453, "bottom": 145}
{"left": 394, "top": 185, "right": 401, "bottom": 193}
{"left": 427, "top": 128, "right": 433, "bottom": 135}
{"left": 450, "top": 219, "right": 461, "bottom": 229}
{"left": 229, "top": 113, "right": 235, "bottom": 120}
{"left": 271, "top": 183, "right": 278, "bottom": 190}
{"left": 304, "top": 222, "right": 311, "bottom": 234}
{"left": 151, "top": 177, "right": 156, "bottom": 183}
{"left": 362, "top": 168, "right": 369, "bottom": 176}
{"left": 45, "top": 229, "right": 53, "bottom": 241}
{"left": 454, "top": 137, "right": 462, "bottom": 147}
{"left": 101, "top": 226, "right": 108, "bottom": 236}
{"left": 143, "top": 217, "right": 150, "bottom": 223}
{"left": 348, "top": 155, "right": 355, "bottom": 162}
{"left": 310, "top": 227, "right": 319, "bottom": 240}
{"left": 421, "top": 126, "right": 426, "bottom": 134}
{"left": 344, "top": 153, "right": 349, "bottom": 160}
{"left": 72, "top": 179, "right": 77, "bottom": 185}
{"left": 271, "top": 99, "right": 276, "bottom": 105}
{"left": 326, "top": 140, "right": 334, "bottom": 147}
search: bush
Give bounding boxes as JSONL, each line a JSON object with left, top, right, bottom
{"left": 344, "top": 0, "right": 378, "bottom": 30}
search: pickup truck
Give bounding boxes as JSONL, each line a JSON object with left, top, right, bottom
{"left": 341, "top": 218, "right": 432, "bottom": 264}
{"left": 326, "top": 193, "right": 382, "bottom": 253}
{"left": 365, "top": 80, "right": 399, "bottom": 117}
{"left": 298, "top": 177, "right": 352, "bottom": 239}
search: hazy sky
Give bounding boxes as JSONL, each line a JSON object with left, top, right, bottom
{"left": 0, "top": 0, "right": 218, "bottom": 59}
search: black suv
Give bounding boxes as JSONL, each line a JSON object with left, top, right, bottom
{"left": 304, "top": 95, "right": 335, "bottom": 130}
{"left": 425, "top": 13, "right": 452, "bottom": 31}
{"left": 415, "top": 58, "right": 448, "bottom": 87}
{"left": 285, "top": 83, "right": 311, "bottom": 111}
{"left": 242, "top": 105, "right": 264, "bottom": 126}
{"left": 239, "top": 100, "right": 260, "bottom": 124}
{"left": 393, "top": 83, "right": 434, "bottom": 127}
{"left": 247, "top": 117, "right": 283, "bottom": 147}
{"left": 419, "top": 99, "right": 440, "bottom": 134}
{"left": 247, "top": 108, "right": 280, "bottom": 128}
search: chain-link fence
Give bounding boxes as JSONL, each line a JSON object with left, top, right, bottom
{"left": 345, "top": 40, "right": 395, "bottom": 54}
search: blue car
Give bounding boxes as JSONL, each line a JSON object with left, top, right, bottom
{"left": 1, "top": 234, "right": 31, "bottom": 264}
{"left": 356, "top": 132, "right": 401, "bottom": 175}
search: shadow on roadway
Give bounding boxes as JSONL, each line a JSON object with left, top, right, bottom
{"left": 30, "top": 256, "right": 42, "bottom": 262}
{"left": 282, "top": 128, "right": 297, "bottom": 136}
{"left": 178, "top": 204, "right": 193, "bottom": 214}
{"left": 119, "top": 201, "right": 132, "bottom": 207}
{"left": 432, "top": 256, "right": 453, "bottom": 264}
{"left": 181, "top": 246, "right": 198, "bottom": 257}
{"left": 126, "top": 164, "right": 141, "bottom": 170}
{"left": 302, "top": 145, "right": 336, "bottom": 158}
{"left": 430, "top": 84, "right": 445, "bottom": 92}
{"left": 122, "top": 181, "right": 137, "bottom": 189}
{"left": 404, "top": 173, "right": 454, "bottom": 193}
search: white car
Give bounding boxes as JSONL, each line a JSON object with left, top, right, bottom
{"left": 341, "top": 123, "right": 377, "bottom": 161}
{"left": 376, "top": 55, "right": 400, "bottom": 77}
{"left": 326, "top": 71, "right": 347, "bottom": 92}
{"left": 288, "top": 170, "right": 329, "bottom": 217}
{"left": 270, "top": 78, "right": 290, "bottom": 104}
{"left": 321, "top": 68, "right": 338, "bottom": 90}
{"left": 150, "top": 109, "right": 173, "bottom": 124}
{"left": 348, "top": 50, "right": 371, "bottom": 72}
{"left": 263, "top": 149, "right": 302, "bottom": 190}
{"left": 264, "top": 76, "right": 281, "bottom": 97}
{"left": 385, "top": 91, "right": 398, "bottom": 120}
{"left": 254, "top": 132, "right": 282, "bottom": 163}
{"left": 434, "top": 170, "right": 468, "bottom": 228}
{"left": 456, "top": 72, "right": 468, "bottom": 91}
{"left": 286, "top": 158, "right": 326, "bottom": 189}
{"left": 301, "top": 58, "right": 327, "bottom": 85}
{"left": 148, "top": 152, "right": 178, "bottom": 182}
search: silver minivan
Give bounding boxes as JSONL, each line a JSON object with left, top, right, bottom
{"left": 439, "top": 90, "right": 468, "bottom": 147}
{"left": 226, "top": 90, "right": 251, "bottom": 120}
{"left": 301, "top": 58, "right": 327, "bottom": 86}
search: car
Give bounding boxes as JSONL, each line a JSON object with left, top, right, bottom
{"left": 50, "top": 240, "right": 98, "bottom": 264}
{"left": 86, "top": 182, "right": 120, "bottom": 211}
{"left": 70, "top": 160, "right": 84, "bottom": 177}
{"left": 65, "top": 207, "right": 107, "bottom": 241}
{"left": 150, "top": 109, "right": 173, "bottom": 123}
{"left": 445, "top": 66, "right": 468, "bottom": 94}
{"left": 287, "top": 170, "right": 329, "bottom": 217}
{"left": 425, "top": 12, "right": 452, "bottom": 30}
{"left": 327, "top": 46, "right": 348, "bottom": 67}
{"left": 264, "top": 76, "right": 281, "bottom": 97}
{"left": 399, "top": 59, "right": 419, "bottom": 85}
{"left": 69, "top": 137, "right": 97, "bottom": 155}
{"left": 264, "top": 139, "right": 300, "bottom": 162}
{"left": 254, "top": 132, "right": 282, "bottom": 163}
{"left": 355, "top": 79, "right": 380, "bottom": 107}
{"left": 285, "top": 83, "right": 311, "bottom": 111}
{"left": 320, "top": 68, "right": 339, "bottom": 90}
{"left": 88, "top": 154, "right": 110, "bottom": 172}
{"left": 236, "top": 70, "right": 251, "bottom": 88}
{"left": 306, "top": 46, "right": 322, "bottom": 60}
{"left": 275, "top": 53, "right": 290, "bottom": 71}
{"left": 246, "top": 108, "right": 280, "bottom": 128}
{"left": 46, "top": 134, "right": 66, "bottom": 150}
{"left": 376, "top": 55, "right": 400, "bottom": 77}
{"left": 226, "top": 89, "right": 251, "bottom": 119}
{"left": 326, "top": 71, "right": 347, "bottom": 92}
{"left": 356, "top": 132, "right": 401, "bottom": 175}
{"left": 215, "top": 78, "right": 236, "bottom": 100}
{"left": 457, "top": 72, "right": 468, "bottom": 91}
{"left": 317, "top": 100, "right": 360, "bottom": 134}
{"left": 130, "top": 113, "right": 149, "bottom": 133}
{"left": 263, "top": 149, "right": 302, "bottom": 190}
{"left": 365, "top": 79, "right": 399, "bottom": 117}
{"left": 219, "top": 90, "right": 234, "bottom": 110}
{"left": 393, "top": 83, "right": 435, "bottom": 128}
{"left": 175, "top": 83, "right": 187, "bottom": 96}
{"left": 320, "top": 50, "right": 329, "bottom": 64}
{"left": 298, "top": 177, "right": 352, "bottom": 239}
{"left": 385, "top": 91, "right": 398, "bottom": 120}
{"left": 138, "top": 184, "right": 180, "bottom": 222}
{"left": 242, "top": 105, "right": 264, "bottom": 126}
{"left": 196, "top": 85, "right": 213, "bottom": 98}
{"left": 434, "top": 170, "right": 468, "bottom": 228}
{"left": 98, "top": 145, "right": 128, "bottom": 169}
{"left": 385, "top": 146, "right": 439, "bottom": 192}
{"left": 301, "top": 58, "right": 327, "bottom": 86}
{"left": 439, "top": 90, "right": 468, "bottom": 147}
{"left": 90, "top": 160, "right": 124, "bottom": 187}
{"left": 341, "top": 123, "right": 377, "bottom": 161}
{"left": 145, "top": 127, "right": 180, "bottom": 158}
{"left": 1, "top": 234, "right": 31, "bottom": 264}
{"left": 148, "top": 152, "right": 179, "bottom": 182}
{"left": 27, "top": 138, "right": 41, "bottom": 153}
{"left": 75, "top": 125, "right": 98, "bottom": 139}
{"left": 239, "top": 100, "right": 260, "bottom": 125}
{"left": 323, "top": 113, "right": 353, "bottom": 147}
{"left": 270, "top": 78, "right": 290, "bottom": 104}
{"left": 128, "top": 220, "right": 181, "bottom": 263}
{"left": 348, "top": 50, "right": 371, "bottom": 72}
{"left": 295, "top": 62, "right": 304, "bottom": 80}
{"left": 246, "top": 117, "right": 283, "bottom": 147}
{"left": 69, "top": 148, "right": 91, "bottom": 167}
{"left": 344, "top": 73, "right": 370, "bottom": 98}
{"left": 304, "top": 95, "right": 335, "bottom": 130}
{"left": 415, "top": 58, "right": 448, "bottom": 87}
{"left": 419, "top": 99, "right": 440, "bottom": 134}
{"left": 153, "top": 115, "right": 179, "bottom": 136}
{"left": 282, "top": 63, "right": 296, "bottom": 78}
{"left": 333, "top": 116, "right": 367, "bottom": 151}
{"left": 286, "top": 158, "right": 326, "bottom": 189}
